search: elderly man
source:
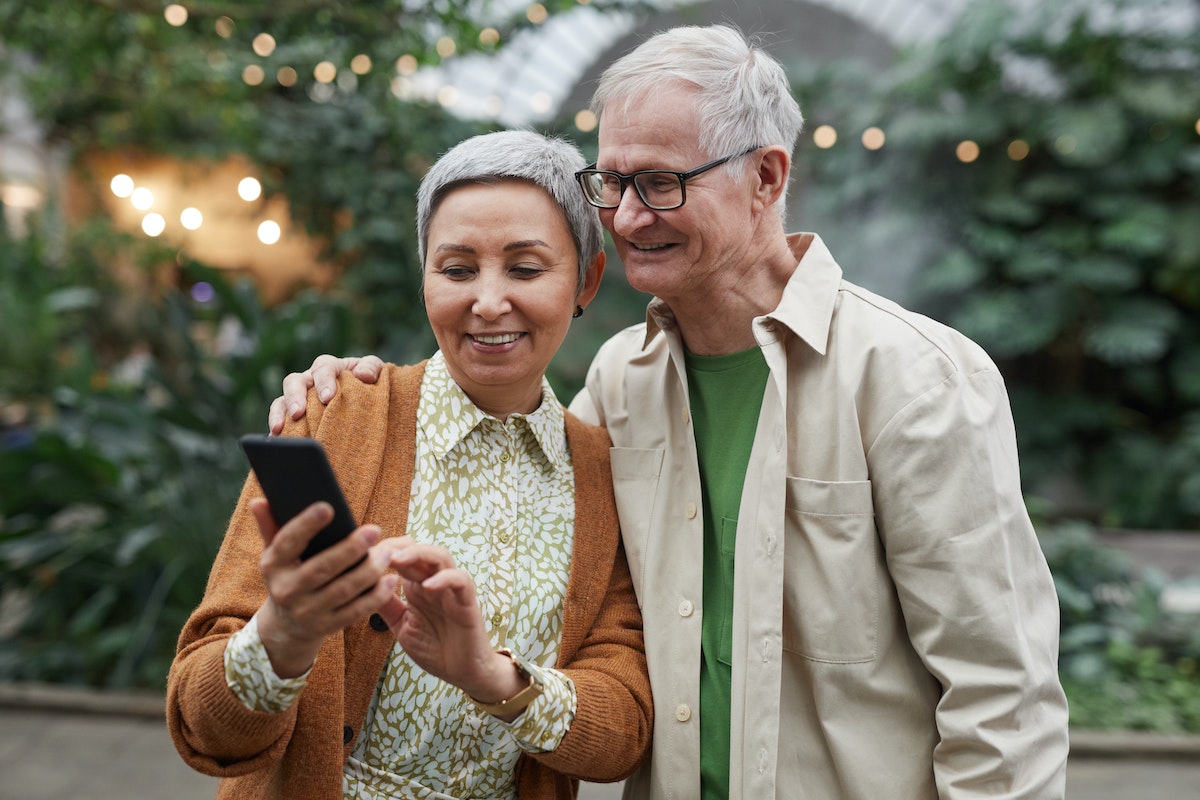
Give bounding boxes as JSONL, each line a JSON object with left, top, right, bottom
{"left": 272, "top": 24, "right": 1069, "bottom": 800}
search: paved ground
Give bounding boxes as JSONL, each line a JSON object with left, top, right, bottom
{"left": 3, "top": 685, "right": 1200, "bottom": 800}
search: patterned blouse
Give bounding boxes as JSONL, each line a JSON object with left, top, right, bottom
{"left": 224, "top": 352, "right": 578, "bottom": 799}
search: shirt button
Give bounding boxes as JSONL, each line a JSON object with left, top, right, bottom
{"left": 491, "top": 613, "right": 503, "bottom": 626}
{"left": 678, "top": 600, "right": 694, "bottom": 617}
{"left": 685, "top": 502, "right": 697, "bottom": 520}
{"left": 369, "top": 613, "right": 388, "bottom": 632}
{"left": 498, "top": 533, "right": 510, "bottom": 544}
{"left": 343, "top": 725, "right": 354, "bottom": 744}
{"left": 499, "top": 451, "right": 510, "bottom": 462}
{"left": 675, "top": 704, "right": 692, "bottom": 722}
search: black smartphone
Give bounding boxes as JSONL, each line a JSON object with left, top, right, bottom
{"left": 239, "top": 434, "right": 358, "bottom": 560}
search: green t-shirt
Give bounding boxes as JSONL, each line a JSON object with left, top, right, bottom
{"left": 684, "top": 345, "right": 769, "bottom": 800}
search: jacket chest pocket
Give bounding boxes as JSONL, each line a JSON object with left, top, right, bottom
{"left": 783, "top": 477, "right": 880, "bottom": 663}
{"left": 609, "top": 447, "right": 664, "bottom": 604}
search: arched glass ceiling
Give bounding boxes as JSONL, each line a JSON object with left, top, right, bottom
{"left": 404, "top": 0, "right": 974, "bottom": 128}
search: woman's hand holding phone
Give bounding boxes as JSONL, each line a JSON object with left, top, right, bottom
{"left": 250, "top": 497, "right": 399, "bottom": 679}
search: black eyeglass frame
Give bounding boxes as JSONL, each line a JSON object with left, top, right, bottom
{"left": 575, "top": 145, "right": 763, "bottom": 211}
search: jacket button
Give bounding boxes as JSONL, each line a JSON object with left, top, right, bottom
{"left": 369, "top": 613, "right": 388, "bottom": 632}
{"left": 343, "top": 725, "right": 354, "bottom": 744}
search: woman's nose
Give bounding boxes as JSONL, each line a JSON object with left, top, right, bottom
{"left": 471, "top": 276, "right": 513, "bottom": 319}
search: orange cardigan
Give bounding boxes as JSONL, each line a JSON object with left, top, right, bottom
{"left": 167, "top": 362, "right": 652, "bottom": 799}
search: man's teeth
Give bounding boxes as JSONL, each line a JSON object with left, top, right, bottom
{"left": 475, "top": 333, "right": 520, "bottom": 345}
{"left": 632, "top": 243, "right": 669, "bottom": 251}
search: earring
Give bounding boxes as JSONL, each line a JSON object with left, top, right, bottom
{"left": 573, "top": 305, "right": 584, "bottom": 319}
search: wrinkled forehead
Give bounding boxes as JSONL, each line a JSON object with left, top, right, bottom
{"left": 596, "top": 88, "right": 705, "bottom": 170}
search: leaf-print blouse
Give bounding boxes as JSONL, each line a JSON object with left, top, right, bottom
{"left": 225, "top": 351, "right": 578, "bottom": 799}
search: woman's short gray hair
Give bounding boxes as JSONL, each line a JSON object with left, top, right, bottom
{"left": 416, "top": 130, "right": 603, "bottom": 292}
{"left": 591, "top": 24, "right": 804, "bottom": 211}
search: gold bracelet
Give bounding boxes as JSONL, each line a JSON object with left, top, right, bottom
{"left": 468, "top": 648, "right": 545, "bottom": 716}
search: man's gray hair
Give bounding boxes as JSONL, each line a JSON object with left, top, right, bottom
{"left": 417, "top": 130, "right": 603, "bottom": 292}
{"left": 591, "top": 24, "right": 804, "bottom": 211}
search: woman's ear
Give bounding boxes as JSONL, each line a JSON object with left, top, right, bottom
{"left": 576, "top": 251, "right": 606, "bottom": 310}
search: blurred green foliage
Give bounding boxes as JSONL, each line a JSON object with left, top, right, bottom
{"left": 0, "top": 0, "right": 1197, "bottom": 736}
{"left": 1042, "top": 518, "right": 1200, "bottom": 732}
{"left": 0, "top": 0, "right": 642, "bottom": 689}
{"left": 797, "top": 0, "right": 1200, "bottom": 529}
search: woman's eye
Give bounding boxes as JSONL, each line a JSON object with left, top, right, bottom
{"left": 511, "top": 265, "right": 543, "bottom": 278}
{"left": 441, "top": 266, "right": 473, "bottom": 279}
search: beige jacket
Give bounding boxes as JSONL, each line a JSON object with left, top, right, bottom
{"left": 167, "top": 362, "right": 652, "bottom": 799}
{"left": 570, "top": 233, "right": 1069, "bottom": 799}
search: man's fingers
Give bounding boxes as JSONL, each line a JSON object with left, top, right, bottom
{"left": 281, "top": 370, "right": 316, "bottom": 418}
{"left": 267, "top": 396, "right": 289, "bottom": 434}
{"left": 311, "top": 355, "right": 351, "bottom": 403}
{"left": 351, "top": 355, "right": 384, "bottom": 383}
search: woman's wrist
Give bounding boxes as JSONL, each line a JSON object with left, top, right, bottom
{"left": 256, "top": 603, "right": 321, "bottom": 679}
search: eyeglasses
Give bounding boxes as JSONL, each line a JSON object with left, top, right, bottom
{"left": 575, "top": 145, "right": 762, "bottom": 211}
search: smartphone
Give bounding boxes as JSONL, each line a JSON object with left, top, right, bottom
{"left": 239, "top": 434, "right": 358, "bottom": 561}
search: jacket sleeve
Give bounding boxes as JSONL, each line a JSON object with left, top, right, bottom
{"left": 870, "top": 364, "right": 1069, "bottom": 798}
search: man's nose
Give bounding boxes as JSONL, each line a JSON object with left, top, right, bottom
{"left": 610, "top": 182, "right": 655, "bottom": 235}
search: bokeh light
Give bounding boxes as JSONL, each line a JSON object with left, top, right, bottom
{"left": 277, "top": 66, "right": 297, "bottom": 87}
{"left": 191, "top": 281, "right": 216, "bottom": 304}
{"left": 437, "top": 85, "right": 460, "bottom": 108}
{"left": 130, "top": 187, "right": 154, "bottom": 210}
{"left": 164, "top": 5, "right": 187, "bottom": 26}
{"left": 314, "top": 61, "right": 337, "bottom": 83}
{"left": 257, "top": 220, "right": 281, "bottom": 245}
{"left": 350, "top": 54, "right": 372, "bottom": 75}
{"left": 395, "top": 54, "right": 418, "bottom": 75}
{"left": 574, "top": 109, "right": 597, "bottom": 132}
{"left": 812, "top": 125, "right": 838, "bottom": 149}
{"left": 861, "top": 127, "right": 886, "bottom": 151}
{"left": 141, "top": 213, "right": 166, "bottom": 237}
{"left": 180, "top": 207, "right": 203, "bottom": 230}
{"left": 1007, "top": 139, "right": 1030, "bottom": 160}
{"left": 242, "top": 65, "right": 265, "bottom": 86}
{"left": 253, "top": 33, "right": 276, "bottom": 57}
{"left": 436, "top": 38, "right": 457, "bottom": 58}
{"left": 956, "top": 140, "right": 980, "bottom": 163}
{"left": 526, "top": 3, "right": 548, "bottom": 24}
{"left": 238, "top": 177, "right": 262, "bottom": 201}
{"left": 110, "top": 174, "right": 134, "bottom": 198}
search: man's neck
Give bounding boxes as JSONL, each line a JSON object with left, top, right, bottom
{"left": 669, "top": 235, "right": 803, "bottom": 356}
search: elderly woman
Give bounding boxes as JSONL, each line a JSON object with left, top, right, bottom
{"left": 166, "top": 131, "right": 652, "bottom": 800}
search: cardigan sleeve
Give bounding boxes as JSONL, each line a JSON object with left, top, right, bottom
{"left": 165, "top": 410, "right": 329, "bottom": 776}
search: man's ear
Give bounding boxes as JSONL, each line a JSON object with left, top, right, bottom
{"left": 752, "top": 146, "right": 790, "bottom": 212}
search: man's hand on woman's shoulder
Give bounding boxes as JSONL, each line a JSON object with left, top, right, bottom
{"left": 268, "top": 354, "right": 385, "bottom": 434}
